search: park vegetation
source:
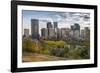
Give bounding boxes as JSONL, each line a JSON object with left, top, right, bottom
{"left": 22, "top": 37, "right": 90, "bottom": 61}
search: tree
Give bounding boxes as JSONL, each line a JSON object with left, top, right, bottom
{"left": 22, "top": 38, "right": 33, "bottom": 52}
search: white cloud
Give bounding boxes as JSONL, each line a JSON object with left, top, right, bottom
{"left": 23, "top": 11, "right": 90, "bottom": 35}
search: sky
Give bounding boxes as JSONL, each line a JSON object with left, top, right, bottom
{"left": 22, "top": 10, "right": 90, "bottom": 35}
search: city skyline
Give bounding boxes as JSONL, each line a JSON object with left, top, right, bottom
{"left": 22, "top": 10, "right": 90, "bottom": 35}
{"left": 24, "top": 20, "right": 90, "bottom": 41}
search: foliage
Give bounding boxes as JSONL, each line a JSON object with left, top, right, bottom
{"left": 23, "top": 38, "right": 90, "bottom": 60}
{"left": 23, "top": 38, "right": 41, "bottom": 53}
{"left": 22, "top": 38, "right": 33, "bottom": 52}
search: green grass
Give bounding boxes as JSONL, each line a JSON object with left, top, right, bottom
{"left": 44, "top": 40, "right": 66, "bottom": 46}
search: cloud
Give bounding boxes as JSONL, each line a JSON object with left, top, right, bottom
{"left": 23, "top": 11, "right": 90, "bottom": 35}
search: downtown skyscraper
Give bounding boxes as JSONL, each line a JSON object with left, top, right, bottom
{"left": 31, "top": 19, "right": 39, "bottom": 39}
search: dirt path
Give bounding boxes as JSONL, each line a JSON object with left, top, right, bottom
{"left": 22, "top": 52, "right": 67, "bottom": 62}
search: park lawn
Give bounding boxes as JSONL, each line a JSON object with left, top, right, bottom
{"left": 44, "top": 40, "right": 66, "bottom": 46}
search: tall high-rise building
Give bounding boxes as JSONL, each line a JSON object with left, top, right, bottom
{"left": 80, "top": 27, "right": 90, "bottom": 40}
{"left": 71, "top": 23, "right": 80, "bottom": 30}
{"left": 74, "top": 23, "right": 80, "bottom": 30}
{"left": 74, "top": 23, "right": 80, "bottom": 39}
{"left": 70, "top": 23, "right": 80, "bottom": 39}
{"left": 53, "top": 22, "right": 58, "bottom": 28}
{"left": 69, "top": 30, "right": 74, "bottom": 38}
{"left": 47, "top": 22, "right": 53, "bottom": 39}
{"left": 61, "top": 28, "right": 70, "bottom": 39}
{"left": 47, "top": 22, "right": 52, "bottom": 28}
{"left": 61, "top": 28, "right": 67, "bottom": 38}
{"left": 24, "top": 29, "right": 29, "bottom": 37}
{"left": 84, "top": 27, "right": 90, "bottom": 40}
{"left": 57, "top": 28, "right": 62, "bottom": 40}
{"left": 74, "top": 30, "right": 80, "bottom": 39}
{"left": 81, "top": 29, "right": 85, "bottom": 39}
{"left": 48, "top": 28, "right": 55, "bottom": 39}
{"left": 71, "top": 25, "right": 75, "bottom": 30}
{"left": 41, "top": 28, "right": 48, "bottom": 39}
{"left": 53, "top": 22, "right": 58, "bottom": 39}
{"left": 31, "top": 19, "right": 39, "bottom": 39}
{"left": 70, "top": 26, "right": 74, "bottom": 39}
